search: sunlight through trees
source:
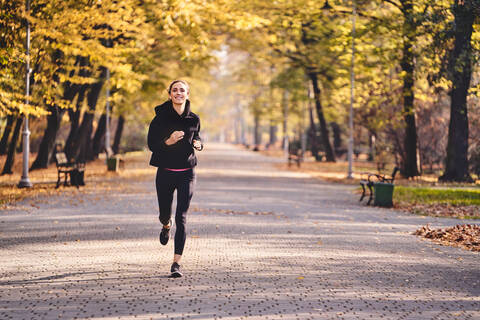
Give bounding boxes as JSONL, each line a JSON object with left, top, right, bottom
{"left": 1, "top": 0, "right": 479, "bottom": 181}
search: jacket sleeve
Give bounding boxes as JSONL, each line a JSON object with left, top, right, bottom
{"left": 192, "top": 118, "right": 203, "bottom": 150}
{"left": 147, "top": 116, "right": 169, "bottom": 153}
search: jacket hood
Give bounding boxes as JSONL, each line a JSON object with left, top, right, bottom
{"left": 154, "top": 99, "right": 191, "bottom": 117}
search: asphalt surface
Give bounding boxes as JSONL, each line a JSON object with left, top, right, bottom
{"left": 0, "top": 143, "right": 479, "bottom": 320}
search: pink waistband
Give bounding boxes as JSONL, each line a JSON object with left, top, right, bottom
{"left": 165, "top": 168, "right": 191, "bottom": 172}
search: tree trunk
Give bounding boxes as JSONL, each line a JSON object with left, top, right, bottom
{"left": 331, "top": 122, "right": 342, "bottom": 156}
{"left": 400, "top": 0, "right": 419, "bottom": 178}
{"left": 75, "top": 112, "right": 94, "bottom": 163}
{"left": 30, "top": 105, "right": 66, "bottom": 170}
{"left": 240, "top": 114, "right": 246, "bottom": 145}
{"left": 308, "top": 72, "right": 335, "bottom": 162}
{"left": 112, "top": 115, "right": 124, "bottom": 155}
{"left": 1, "top": 116, "right": 22, "bottom": 175}
{"left": 234, "top": 118, "right": 241, "bottom": 144}
{"left": 30, "top": 51, "right": 82, "bottom": 169}
{"left": 281, "top": 90, "right": 288, "bottom": 151}
{"left": 0, "top": 114, "right": 14, "bottom": 155}
{"left": 65, "top": 56, "right": 91, "bottom": 160}
{"left": 92, "top": 113, "right": 107, "bottom": 158}
{"left": 368, "top": 132, "right": 376, "bottom": 162}
{"left": 308, "top": 104, "right": 321, "bottom": 161}
{"left": 253, "top": 113, "right": 261, "bottom": 147}
{"left": 268, "top": 120, "right": 277, "bottom": 147}
{"left": 440, "top": 0, "right": 475, "bottom": 182}
{"left": 65, "top": 109, "right": 81, "bottom": 160}
{"left": 72, "top": 71, "right": 105, "bottom": 162}
{"left": 65, "top": 85, "right": 87, "bottom": 160}
{"left": 30, "top": 83, "right": 80, "bottom": 169}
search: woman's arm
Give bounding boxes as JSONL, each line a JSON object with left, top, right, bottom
{"left": 147, "top": 117, "right": 169, "bottom": 153}
{"left": 192, "top": 120, "right": 203, "bottom": 151}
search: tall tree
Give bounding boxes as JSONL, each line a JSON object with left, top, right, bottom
{"left": 266, "top": 1, "right": 341, "bottom": 161}
{"left": 112, "top": 115, "right": 125, "bottom": 155}
{"left": 65, "top": 56, "right": 90, "bottom": 160}
{"left": 64, "top": 85, "right": 87, "bottom": 160}
{"left": 308, "top": 72, "right": 335, "bottom": 161}
{"left": 380, "top": 0, "right": 423, "bottom": 177}
{"left": 399, "top": 0, "right": 420, "bottom": 177}
{"left": 92, "top": 113, "right": 107, "bottom": 158}
{"left": 1, "top": 116, "right": 22, "bottom": 175}
{"left": 73, "top": 69, "right": 106, "bottom": 162}
{"left": 440, "top": 0, "right": 479, "bottom": 181}
{"left": 30, "top": 53, "right": 80, "bottom": 170}
{"left": 0, "top": 114, "right": 14, "bottom": 155}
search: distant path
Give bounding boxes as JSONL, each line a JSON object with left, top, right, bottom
{"left": 0, "top": 143, "right": 478, "bottom": 319}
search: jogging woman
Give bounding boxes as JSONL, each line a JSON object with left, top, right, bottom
{"left": 147, "top": 80, "right": 203, "bottom": 278}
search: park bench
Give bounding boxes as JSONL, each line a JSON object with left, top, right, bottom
{"left": 288, "top": 150, "right": 303, "bottom": 167}
{"left": 359, "top": 166, "right": 399, "bottom": 205}
{"left": 55, "top": 152, "right": 85, "bottom": 188}
{"left": 287, "top": 140, "right": 303, "bottom": 167}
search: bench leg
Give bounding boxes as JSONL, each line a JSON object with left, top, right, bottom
{"left": 56, "top": 172, "right": 61, "bottom": 189}
{"left": 359, "top": 184, "right": 366, "bottom": 202}
{"left": 366, "top": 183, "right": 374, "bottom": 205}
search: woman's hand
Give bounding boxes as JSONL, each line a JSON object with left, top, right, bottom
{"left": 165, "top": 131, "right": 184, "bottom": 145}
{"left": 193, "top": 140, "right": 203, "bottom": 151}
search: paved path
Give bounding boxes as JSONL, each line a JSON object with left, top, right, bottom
{"left": 1, "top": 143, "right": 479, "bottom": 320}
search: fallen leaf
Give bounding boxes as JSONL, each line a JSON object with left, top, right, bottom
{"left": 414, "top": 224, "right": 480, "bottom": 252}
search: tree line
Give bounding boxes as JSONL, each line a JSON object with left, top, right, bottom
{"left": 0, "top": 0, "right": 245, "bottom": 174}
{"left": 219, "top": 0, "right": 480, "bottom": 182}
{"left": 1, "top": 0, "right": 479, "bottom": 182}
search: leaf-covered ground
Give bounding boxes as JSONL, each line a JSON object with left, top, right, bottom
{"left": 395, "top": 202, "right": 480, "bottom": 219}
{"left": 414, "top": 224, "right": 480, "bottom": 252}
{"left": 0, "top": 152, "right": 154, "bottom": 209}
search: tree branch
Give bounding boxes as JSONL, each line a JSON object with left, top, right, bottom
{"left": 383, "top": 0, "right": 402, "bottom": 11}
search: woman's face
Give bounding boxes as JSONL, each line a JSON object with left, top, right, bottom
{"left": 169, "top": 82, "right": 189, "bottom": 106}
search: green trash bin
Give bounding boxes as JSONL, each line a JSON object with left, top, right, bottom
{"left": 107, "top": 156, "right": 119, "bottom": 172}
{"left": 373, "top": 182, "right": 394, "bottom": 207}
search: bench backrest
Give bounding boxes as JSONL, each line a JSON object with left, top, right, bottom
{"left": 55, "top": 152, "right": 68, "bottom": 166}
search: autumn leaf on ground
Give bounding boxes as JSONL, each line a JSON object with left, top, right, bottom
{"left": 397, "top": 202, "right": 480, "bottom": 219}
{"left": 414, "top": 224, "right": 480, "bottom": 252}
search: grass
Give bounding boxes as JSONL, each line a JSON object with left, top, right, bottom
{"left": 394, "top": 186, "right": 480, "bottom": 206}
{"left": 392, "top": 186, "right": 480, "bottom": 219}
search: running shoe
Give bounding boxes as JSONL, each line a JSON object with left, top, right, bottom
{"left": 159, "top": 221, "right": 171, "bottom": 245}
{"left": 170, "top": 262, "right": 182, "bottom": 278}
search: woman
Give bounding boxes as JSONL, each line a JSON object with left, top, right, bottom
{"left": 147, "top": 80, "right": 203, "bottom": 278}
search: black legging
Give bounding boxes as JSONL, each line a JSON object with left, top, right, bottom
{"left": 156, "top": 168, "right": 195, "bottom": 255}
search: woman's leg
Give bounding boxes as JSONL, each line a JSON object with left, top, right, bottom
{"left": 173, "top": 169, "right": 195, "bottom": 257}
{"left": 156, "top": 169, "right": 175, "bottom": 226}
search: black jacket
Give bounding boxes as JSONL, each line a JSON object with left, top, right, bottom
{"left": 147, "top": 99, "right": 202, "bottom": 168}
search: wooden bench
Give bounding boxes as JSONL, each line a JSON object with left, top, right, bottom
{"left": 288, "top": 150, "right": 303, "bottom": 167}
{"left": 55, "top": 152, "right": 85, "bottom": 188}
{"left": 359, "top": 167, "right": 399, "bottom": 205}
